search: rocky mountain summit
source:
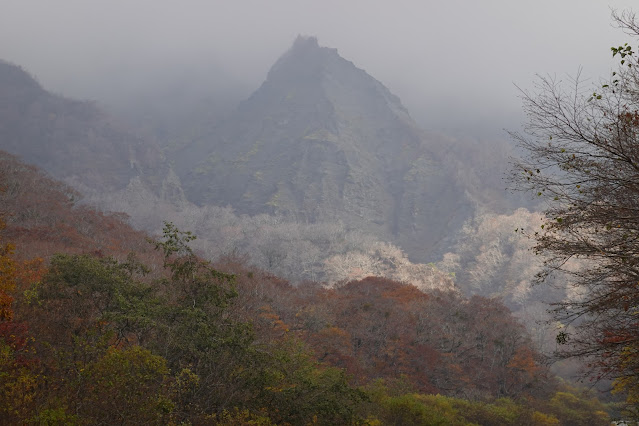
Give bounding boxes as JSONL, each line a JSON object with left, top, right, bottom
{"left": 175, "top": 36, "right": 472, "bottom": 261}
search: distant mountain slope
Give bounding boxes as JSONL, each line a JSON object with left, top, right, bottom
{"left": 0, "top": 59, "right": 183, "bottom": 202}
{"left": 175, "top": 36, "right": 472, "bottom": 261}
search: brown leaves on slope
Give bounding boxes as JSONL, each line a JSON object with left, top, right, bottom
{"left": 0, "top": 150, "right": 161, "bottom": 267}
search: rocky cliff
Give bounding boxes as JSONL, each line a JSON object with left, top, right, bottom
{"left": 175, "top": 36, "right": 472, "bottom": 261}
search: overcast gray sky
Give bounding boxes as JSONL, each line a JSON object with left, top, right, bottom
{"left": 1, "top": 1, "right": 636, "bottom": 136}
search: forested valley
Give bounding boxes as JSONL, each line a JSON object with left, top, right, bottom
{"left": 0, "top": 150, "right": 611, "bottom": 425}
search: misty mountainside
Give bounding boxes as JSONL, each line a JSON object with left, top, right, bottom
{"left": 0, "top": 55, "right": 457, "bottom": 293}
{"left": 149, "top": 36, "right": 555, "bottom": 324}
{"left": 0, "top": 40, "right": 546, "bottom": 305}
{"left": 0, "top": 59, "right": 184, "bottom": 204}
{"left": 174, "top": 36, "right": 474, "bottom": 263}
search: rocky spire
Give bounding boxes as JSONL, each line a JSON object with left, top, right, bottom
{"left": 176, "top": 37, "right": 471, "bottom": 262}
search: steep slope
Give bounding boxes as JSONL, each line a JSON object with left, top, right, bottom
{"left": 0, "top": 150, "right": 161, "bottom": 265}
{"left": 176, "top": 36, "right": 472, "bottom": 261}
{"left": 0, "top": 59, "right": 183, "bottom": 204}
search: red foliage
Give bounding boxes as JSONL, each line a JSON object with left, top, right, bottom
{"left": 0, "top": 151, "right": 163, "bottom": 268}
{"left": 281, "top": 277, "right": 550, "bottom": 399}
{"left": 0, "top": 322, "right": 35, "bottom": 367}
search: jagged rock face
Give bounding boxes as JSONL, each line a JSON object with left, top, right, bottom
{"left": 0, "top": 59, "right": 183, "bottom": 203}
{"left": 176, "top": 37, "right": 471, "bottom": 261}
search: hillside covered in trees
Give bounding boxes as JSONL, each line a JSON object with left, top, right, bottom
{"left": 0, "top": 151, "right": 614, "bottom": 424}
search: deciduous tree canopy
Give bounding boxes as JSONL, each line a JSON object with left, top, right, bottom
{"left": 0, "top": 148, "right": 613, "bottom": 423}
{"left": 511, "top": 10, "right": 639, "bottom": 418}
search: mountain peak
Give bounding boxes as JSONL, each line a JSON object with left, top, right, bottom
{"left": 262, "top": 36, "right": 409, "bottom": 119}
{"left": 266, "top": 35, "right": 340, "bottom": 83}
{"left": 176, "top": 38, "right": 472, "bottom": 262}
{"left": 291, "top": 35, "right": 320, "bottom": 50}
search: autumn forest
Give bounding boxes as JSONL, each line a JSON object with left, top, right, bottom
{"left": 0, "top": 150, "right": 612, "bottom": 425}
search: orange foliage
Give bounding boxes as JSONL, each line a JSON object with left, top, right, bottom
{"left": 283, "top": 277, "right": 550, "bottom": 399}
{"left": 0, "top": 217, "right": 16, "bottom": 321}
{"left": 0, "top": 208, "right": 39, "bottom": 421}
